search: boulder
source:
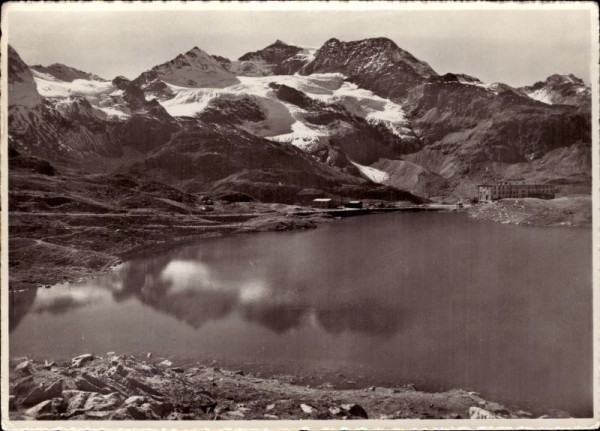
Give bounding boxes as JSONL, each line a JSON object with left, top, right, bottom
{"left": 264, "top": 414, "right": 279, "bottom": 419}
{"left": 85, "top": 410, "right": 113, "bottom": 419}
{"left": 43, "top": 360, "right": 56, "bottom": 370}
{"left": 15, "top": 360, "right": 32, "bottom": 374}
{"left": 223, "top": 410, "right": 245, "bottom": 419}
{"left": 469, "top": 406, "right": 500, "bottom": 419}
{"left": 71, "top": 353, "right": 94, "bottom": 367}
{"left": 51, "top": 397, "right": 68, "bottom": 414}
{"left": 82, "top": 372, "right": 108, "bottom": 389}
{"left": 83, "top": 392, "right": 123, "bottom": 413}
{"left": 341, "top": 403, "right": 368, "bottom": 419}
{"left": 158, "top": 359, "right": 173, "bottom": 367}
{"left": 22, "top": 384, "right": 46, "bottom": 407}
{"left": 125, "top": 376, "right": 163, "bottom": 396}
{"left": 24, "top": 400, "right": 54, "bottom": 419}
{"left": 265, "top": 403, "right": 276, "bottom": 411}
{"left": 61, "top": 392, "right": 113, "bottom": 417}
{"left": 149, "top": 401, "right": 173, "bottom": 417}
{"left": 329, "top": 406, "right": 342, "bottom": 416}
{"left": 300, "top": 403, "right": 315, "bottom": 414}
{"left": 124, "top": 395, "right": 147, "bottom": 406}
{"left": 125, "top": 403, "right": 159, "bottom": 420}
{"left": 44, "top": 379, "right": 63, "bottom": 399}
{"left": 112, "top": 363, "right": 128, "bottom": 377}
{"left": 482, "top": 401, "right": 510, "bottom": 416}
{"left": 12, "top": 375, "right": 35, "bottom": 396}
{"left": 75, "top": 377, "right": 109, "bottom": 394}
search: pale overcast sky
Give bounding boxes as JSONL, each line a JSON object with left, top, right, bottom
{"left": 3, "top": 3, "right": 594, "bottom": 87}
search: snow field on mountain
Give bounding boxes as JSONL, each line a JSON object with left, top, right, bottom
{"left": 30, "top": 66, "right": 417, "bottom": 154}
{"left": 33, "top": 72, "right": 116, "bottom": 99}
{"left": 30, "top": 67, "right": 419, "bottom": 162}
{"left": 32, "top": 71, "right": 131, "bottom": 119}
{"left": 159, "top": 74, "right": 414, "bottom": 149}
{"left": 350, "top": 160, "right": 390, "bottom": 184}
{"left": 523, "top": 88, "right": 553, "bottom": 105}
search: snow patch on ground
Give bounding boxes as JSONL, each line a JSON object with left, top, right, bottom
{"left": 350, "top": 160, "right": 390, "bottom": 184}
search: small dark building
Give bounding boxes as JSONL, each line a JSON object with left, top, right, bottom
{"left": 313, "top": 198, "right": 335, "bottom": 209}
{"left": 344, "top": 200, "right": 363, "bottom": 209}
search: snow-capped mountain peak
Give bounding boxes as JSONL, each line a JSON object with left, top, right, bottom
{"left": 520, "top": 73, "right": 590, "bottom": 107}
{"left": 134, "top": 46, "right": 240, "bottom": 89}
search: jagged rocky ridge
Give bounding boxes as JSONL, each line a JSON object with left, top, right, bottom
{"left": 8, "top": 37, "right": 591, "bottom": 201}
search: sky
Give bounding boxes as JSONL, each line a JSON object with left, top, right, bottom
{"left": 3, "top": 3, "right": 595, "bottom": 87}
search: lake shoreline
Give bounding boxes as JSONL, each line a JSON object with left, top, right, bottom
{"left": 10, "top": 195, "right": 591, "bottom": 292}
{"left": 8, "top": 203, "right": 340, "bottom": 292}
{"left": 9, "top": 352, "right": 565, "bottom": 420}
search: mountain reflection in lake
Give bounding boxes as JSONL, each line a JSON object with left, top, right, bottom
{"left": 10, "top": 213, "right": 592, "bottom": 417}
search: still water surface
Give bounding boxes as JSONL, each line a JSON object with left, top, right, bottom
{"left": 10, "top": 213, "right": 592, "bottom": 416}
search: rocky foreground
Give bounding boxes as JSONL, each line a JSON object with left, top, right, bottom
{"left": 8, "top": 353, "right": 558, "bottom": 421}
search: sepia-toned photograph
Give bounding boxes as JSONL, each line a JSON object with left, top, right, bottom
{"left": 1, "top": 1, "right": 598, "bottom": 429}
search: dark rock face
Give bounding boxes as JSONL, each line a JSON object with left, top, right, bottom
{"left": 239, "top": 40, "right": 302, "bottom": 64}
{"left": 31, "top": 64, "right": 106, "bottom": 82}
{"left": 269, "top": 83, "right": 323, "bottom": 110}
{"left": 111, "top": 76, "right": 147, "bottom": 111}
{"left": 211, "top": 55, "right": 232, "bottom": 70}
{"left": 8, "top": 45, "right": 44, "bottom": 108}
{"left": 198, "top": 96, "right": 266, "bottom": 124}
{"left": 8, "top": 45, "right": 33, "bottom": 84}
{"left": 301, "top": 38, "right": 437, "bottom": 101}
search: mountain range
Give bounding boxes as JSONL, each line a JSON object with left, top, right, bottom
{"left": 8, "top": 37, "right": 592, "bottom": 202}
